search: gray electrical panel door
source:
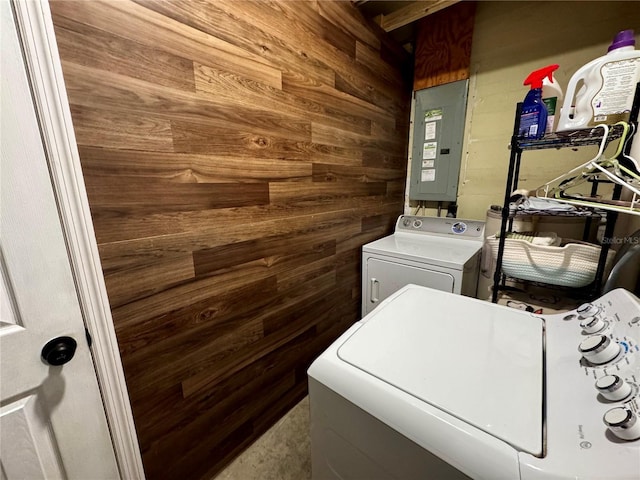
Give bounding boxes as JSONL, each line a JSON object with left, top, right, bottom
{"left": 409, "top": 79, "right": 469, "bottom": 202}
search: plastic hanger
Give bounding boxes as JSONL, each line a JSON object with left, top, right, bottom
{"left": 608, "top": 122, "right": 629, "bottom": 161}
{"left": 536, "top": 124, "right": 611, "bottom": 198}
{"left": 549, "top": 194, "right": 639, "bottom": 216}
{"left": 589, "top": 123, "right": 640, "bottom": 194}
{"left": 618, "top": 122, "right": 639, "bottom": 173}
{"left": 537, "top": 123, "right": 640, "bottom": 198}
{"left": 594, "top": 122, "right": 639, "bottom": 179}
{"left": 534, "top": 123, "right": 640, "bottom": 216}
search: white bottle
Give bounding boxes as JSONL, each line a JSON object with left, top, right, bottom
{"left": 542, "top": 75, "right": 563, "bottom": 133}
{"left": 557, "top": 30, "right": 640, "bottom": 131}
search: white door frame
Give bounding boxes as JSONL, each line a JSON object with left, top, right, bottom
{"left": 10, "top": 1, "right": 145, "bottom": 477}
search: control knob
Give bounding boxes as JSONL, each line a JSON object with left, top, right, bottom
{"left": 595, "top": 375, "right": 633, "bottom": 402}
{"left": 577, "top": 302, "right": 600, "bottom": 318}
{"left": 578, "top": 335, "right": 621, "bottom": 365}
{"left": 579, "top": 316, "right": 606, "bottom": 334}
{"left": 603, "top": 407, "right": 640, "bottom": 441}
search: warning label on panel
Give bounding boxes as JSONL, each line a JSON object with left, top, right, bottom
{"left": 422, "top": 159, "right": 434, "bottom": 168}
{"left": 422, "top": 142, "right": 437, "bottom": 160}
{"left": 425, "top": 121, "right": 437, "bottom": 140}
{"left": 421, "top": 169, "right": 436, "bottom": 182}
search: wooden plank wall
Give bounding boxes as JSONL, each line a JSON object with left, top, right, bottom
{"left": 49, "top": 1, "right": 411, "bottom": 478}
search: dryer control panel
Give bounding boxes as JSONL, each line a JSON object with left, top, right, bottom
{"left": 396, "top": 215, "right": 485, "bottom": 238}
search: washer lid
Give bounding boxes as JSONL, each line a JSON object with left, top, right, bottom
{"left": 337, "top": 285, "right": 544, "bottom": 455}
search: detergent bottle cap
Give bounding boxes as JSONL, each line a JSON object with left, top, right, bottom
{"left": 523, "top": 64, "right": 559, "bottom": 90}
{"left": 608, "top": 29, "right": 636, "bottom": 52}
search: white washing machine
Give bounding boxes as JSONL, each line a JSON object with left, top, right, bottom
{"left": 361, "top": 215, "right": 485, "bottom": 316}
{"left": 308, "top": 284, "right": 640, "bottom": 480}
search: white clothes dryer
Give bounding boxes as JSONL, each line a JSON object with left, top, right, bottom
{"left": 308, "top": 284, "right": 640, "bottom": 480}
{"left": 361, "top": 215, "right": 484, "bottom": 316}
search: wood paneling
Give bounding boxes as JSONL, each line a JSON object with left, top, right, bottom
{"left": 413, "top": 1, "right": 476, "bottom": 90}
{"left": 376, "top": 0, "right": 461, "bottom": 32}
{"left": 50, "top": 1, "right": 411, "bottom": 478}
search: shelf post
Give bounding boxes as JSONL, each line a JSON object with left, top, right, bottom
{"left": 491, "top": 103, "right": 523, "bottom": 303}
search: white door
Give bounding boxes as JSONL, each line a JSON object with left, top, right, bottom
{"left": 0, "top": 1, "right": 120, "bottom": 478}
{"left": 363, "top": 256, "right": 455, "bottom": 316}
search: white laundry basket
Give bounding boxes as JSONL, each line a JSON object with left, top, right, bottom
{"left": 486, "top": 235, "right": 615, "bottom": 288}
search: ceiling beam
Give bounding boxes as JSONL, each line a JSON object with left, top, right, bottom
{"left": 377, "top": 0, "right": 460, "bottom": 32}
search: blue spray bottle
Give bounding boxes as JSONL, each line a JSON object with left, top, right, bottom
{"left": 519, "top": 64, "right": 558, "bottom": 139}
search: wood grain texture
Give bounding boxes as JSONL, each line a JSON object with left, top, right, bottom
{"left": 379, "top": 0, "right": 460, "bottom": 32}
{"left": 50, "top": 1, "right": 411, "bottom": 478}
{"left": 413, "top": 1, "right": 476, "bottom": 90}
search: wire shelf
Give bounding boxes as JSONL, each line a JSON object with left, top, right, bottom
{"left": 515, "top": 123, "right": 626, "bottom": 150}
{"left": 508, "top": 208, "right": 604, "bottom": 219}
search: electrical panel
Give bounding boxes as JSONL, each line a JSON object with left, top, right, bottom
{"left": 409, "top": 80, "right": 469, "bottom": 202}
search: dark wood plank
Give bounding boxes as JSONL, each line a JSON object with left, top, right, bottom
{"left": 312, "top": 122, "right": 406, "bottom": 152}
{"left": 103, "top": 252, "right": 195, "bottom": 308}
{"left": 86, "top": 177, "right": 269, "bottom": 215}
{"left": 78, "top": 146, "right": 312, "bottom": 184}
{"left": 171, "top": 119, "right": 311, "bottom": 159}
{"left": 335, "top": 72, "right": 398, "bottom": 113}
{"left": 269, "top": 181, "right": 387, "bottom": 206}
{"left": 194, "top": 62, "right": 373, "bottom": 136}
{"left": 132, "top": 0, "right": 335, "bottom": 86}
{"left": 312, "top": 162, "right": 406, "bottom": 183}
{"left": 51, "top": 0, "right": 283, "bottom": 89}
{"left": 116, "top": 260, "right": 343, "bottom": 397}
{"left": 69, "top": 104, "right": 174, "bottom": 152}
{"left": 111, "top": 263, "right": 276, "bottom": 334}
{"left": 387, "top": 179, "right": 408, "bottom": 198}
{"left": 92, "top": 202, "right": 367, "bottom": 249}
{"left": 256, "top": 0, "right": 359, "bottom": 59}
{"left": 355, "top": 40, "right": 407, "bottom": 90}
{"left": 361, "top": 213, "right": 394, "bottom": 232}
{"left": 180, "top": 283, "right": 341, "bottom": 398}
{"left": 316, "top": 0, "right": 381, "bottom": 51}
{"left": 52, "top": 14, "right": 195, "bottom": 92}
{"left": 189, "top": 0, "right": 408, "bottom": 111}
{"left": 60, "top": 61, "right": 309, "bottom": 142}
{"left": 362, "top": 148, "right": 407, "bottom": 169}
{"left": 193, "top": 232, "right": 337, "bottom": 278}
{"left": 143, "top": 370, "right": 296, "bottom": 480}
{"left": 299, "top": 142, "right": 363, "bottom": 167}
{"left": 117, "top": 276, "right": 277, "bottom": 362}
{"left": 214, "top": 0, "right": 405, "bottom": 109}
{"left": 282, "top": 73, "right": 394, "bottom": 132}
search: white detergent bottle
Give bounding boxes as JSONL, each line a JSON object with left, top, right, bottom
{"left": 557, "top": 30, "right": 640, "bottom": 131}
{"left": 542, "top": 68, "right": 563, "bottom": 133}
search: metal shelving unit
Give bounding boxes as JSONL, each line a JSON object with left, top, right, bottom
{"left": 491, "top": 86, "right": 640, "bottom": 303}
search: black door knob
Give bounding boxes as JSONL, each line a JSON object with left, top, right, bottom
{"left": 41, "top": 336, "right": 77, "bottom": 366}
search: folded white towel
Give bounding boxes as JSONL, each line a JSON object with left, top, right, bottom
{"left": 519, "top": 197, "right": 576, "bottom": 212}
